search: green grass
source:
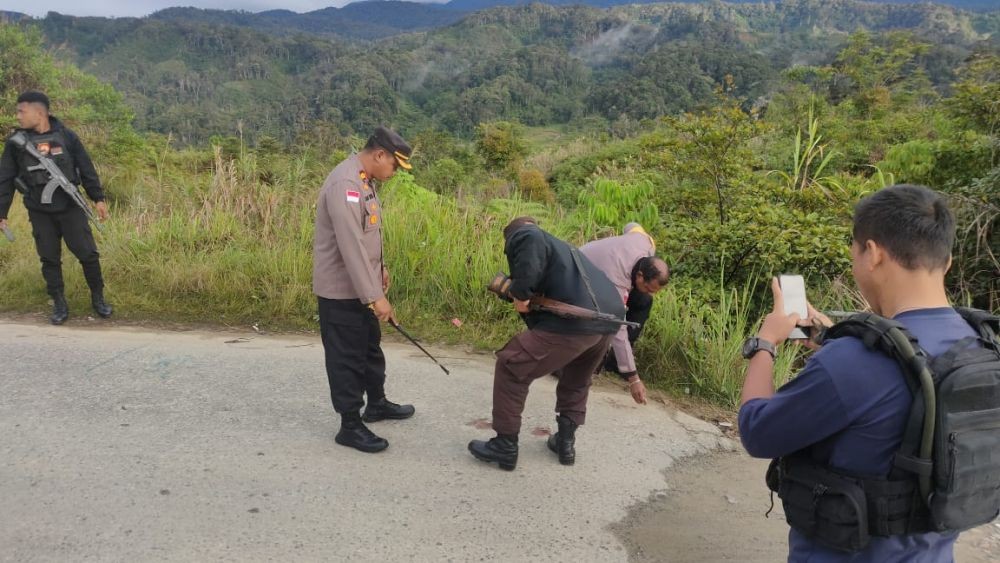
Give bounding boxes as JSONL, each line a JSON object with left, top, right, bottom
{"left": 0, "top": 146, "right": 840, "bottom": 408}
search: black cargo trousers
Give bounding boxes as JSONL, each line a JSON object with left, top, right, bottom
{"left": 317, "top": 297, "right": 388, "bottom": 415}
{"left": 27, "top": 207, "right": 103, "bottom": 296}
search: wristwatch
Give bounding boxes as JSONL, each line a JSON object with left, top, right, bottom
{"left": 742, "top": 337, "right": 777, "bottom": 360}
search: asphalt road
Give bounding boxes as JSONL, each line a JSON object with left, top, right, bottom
{"left": 0, "top": 320, "right": 733, "bottom": 562}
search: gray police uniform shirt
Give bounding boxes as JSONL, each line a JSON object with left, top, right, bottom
{"left": 579, "top": 228, "right": 655, "bottom": 375}
{"left": 312, "top": 153, "right": 384, "bottom": 304}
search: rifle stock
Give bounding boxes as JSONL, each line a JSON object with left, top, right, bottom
{"left": 487, "top": 271, "right": 638, "bottom": 329}
{"left": 530, "top": 296, "right": 639, "bottom": 329}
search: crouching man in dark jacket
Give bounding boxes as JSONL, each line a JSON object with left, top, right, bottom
{"left": 468, "top": 217, "right": 626, "bottom": 471}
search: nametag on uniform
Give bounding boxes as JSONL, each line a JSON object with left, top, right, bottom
{"left": 50, "top": 146, "right": 64, "bottom": 156}
{"left": 346, "top": 190, "right": 360, "bottom": 203}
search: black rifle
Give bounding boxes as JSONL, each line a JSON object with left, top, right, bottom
{"left": 9, "top": 132, "right": 102, "bottom": 231}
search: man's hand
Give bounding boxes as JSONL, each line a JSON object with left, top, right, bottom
{"left": 95, "top": 201, "right": 109, "bottom": 221}
{"left": 801, "top": 302, "right": 833, "bottom": 351}
{"left": 807, "top": 303, "right": 833, "bottom": 329}
{"left": 382, "top": 265, "right": 391, "bottom": 293}
{"left": 627, "top": 375, "right": 647, "bottom": 405}
{"left": 514, "top": 298, "right": 531, "bottom": 314}
{"left": 0, "top": 218, "right": 7, "bottom": 232}
{"left": 370, "top": 297, "right": 397, "bottom": 325}
{"left": 758, "top": 277, "right": 802, "bottom": 347}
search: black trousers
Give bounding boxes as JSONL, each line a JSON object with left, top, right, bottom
{"left": 318, "top": 297, "right": 387, "bottom": 415}
{"left": 605, "top": 289, "right": 653, "bottom": 375}
{"left": 27, "top": 207, "right": 103, "bottom": 296}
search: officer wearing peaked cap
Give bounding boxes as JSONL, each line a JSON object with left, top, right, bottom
{"left": 313, "top": 125, "right": 414, "bottom": 453}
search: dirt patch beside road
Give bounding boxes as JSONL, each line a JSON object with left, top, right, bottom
{"left": 613, "top": 451, "right": 1000, "bottom": 562}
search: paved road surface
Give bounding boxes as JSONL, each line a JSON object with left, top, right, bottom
{"left": 0, "top": 320, "right": 732, "bottom": 562}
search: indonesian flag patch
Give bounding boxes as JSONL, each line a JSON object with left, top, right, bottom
{"left": 346, "top": 190, "right": 360, "bottom": 203}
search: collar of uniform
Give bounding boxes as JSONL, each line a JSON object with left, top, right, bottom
{"left": 347, "top": 153, "right": 371, "bottom": 190}
{"left": 625, "top": 227, "right": 655, "bottom": 252}
{"left": 47, "top": 116, "right": 66, "bottom": 132}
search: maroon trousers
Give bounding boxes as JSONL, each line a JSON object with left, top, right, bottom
{"left": 491, "top": 329, "right": 613, "bottom": 435}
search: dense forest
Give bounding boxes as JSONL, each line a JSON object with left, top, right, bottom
{"left": 18, "top": 1, "right": 1000, "bottom": 144}
{"left": 0, "top": 1, "right": 998, "bottom": 404}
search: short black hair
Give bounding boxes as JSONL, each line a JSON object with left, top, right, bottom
{"left": 852, "top": 184, "right": 955, "bottom": 271}
{"left": 17, "top": 91, "right": 50, "bottom": 111}
{"left": 503, "top": 216, "right": 537, "bottom": 240}
{"left": 635, "top": 256, "right": 669, "bottom": 286}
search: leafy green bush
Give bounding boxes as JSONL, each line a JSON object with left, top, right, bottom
{"left": 516, "top": 168, "right": 555, "bottom": 205}
{"left": 475, "top": 121, "right": 528, "bottom": 172}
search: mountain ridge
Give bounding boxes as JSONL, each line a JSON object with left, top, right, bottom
{"left": 8, "top": 1, "right": 999, "bottom": 42}
{"left": 14, "top": 1, "right": 999, "bottom": 144}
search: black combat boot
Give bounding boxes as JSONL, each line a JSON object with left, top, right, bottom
{"left": 362, "top": 397, "right": 415, "bottom": 422}
{"left": 50, "top": 293, "right": 69, "bottom": 325}
{"left": 546, "top": 415, "right": 578, "bottom": 466}
{"left": 91, "top": 289, "right": 113, "bottom": 318}
{"left": 335, "top": 413, "right": 388, "bottom": 453}
{"left": 468, "top": 434, "right": 518, "bottom": 471}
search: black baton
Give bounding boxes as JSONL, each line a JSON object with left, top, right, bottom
{"left": 390, "top": 320, "right": 450, "bottom": 375}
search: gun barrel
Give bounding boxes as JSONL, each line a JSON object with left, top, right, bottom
{"left": 532, "top": 302, "right": 638, "bottom": 329}
{"left": 487, "top": 274, "right": 636, "bottom": 329}
{"left": 595, "top": 313, "right": 641, "bottom": 329}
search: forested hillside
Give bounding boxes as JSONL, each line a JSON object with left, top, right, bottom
{"left": 23, "top": 1, "right": 1000, "bottom": 144}
{"left": 149, "top": 2, "right": 465, "bottom": 41}
{"left": 0, "top": 3, "right": 997, "bottom": 405}
{"left": 445, "top": 0, "right": 1000, "bottom": 12}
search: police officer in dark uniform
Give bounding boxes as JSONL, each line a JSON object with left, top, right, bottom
{"left": 0, "top": 91, "right": 111, "bottom": 324}
{"left": 313, "top": 126, "right": 415, "bottom": 453}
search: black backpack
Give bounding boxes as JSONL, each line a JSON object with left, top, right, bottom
{"left": 767, "top": 307, "right": 1000, "bottom": 552}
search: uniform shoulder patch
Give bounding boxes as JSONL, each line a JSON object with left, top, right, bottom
{"left": 346, "top": 190, "right": 360, "bottom": 203}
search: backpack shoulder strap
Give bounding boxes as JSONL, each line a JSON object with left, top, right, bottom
{"left": 955, "top": 307, "right": 1000, "bottom": 344}
{"left": 823, "top": 313, "right": 923, "bottom": 368}
{"left": 823, "top": 313, "right": 937, "bottom": 497}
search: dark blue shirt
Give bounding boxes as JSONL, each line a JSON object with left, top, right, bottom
{"left": 739, "top": 308, "right": 978, "bottom": 562}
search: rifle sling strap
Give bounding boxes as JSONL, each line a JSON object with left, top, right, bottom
{"left": 570, "top": 248, "right": 602, "bottom": 314}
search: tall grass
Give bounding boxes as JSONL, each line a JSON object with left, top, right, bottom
{"left": 637, "top": 274, "right": 802, "bottom": 408}
{"left": 0, "top": 147, "right": 835, "bottom": 408}
{"left": 0, "top": 146, "right": 321, "bottom": 326}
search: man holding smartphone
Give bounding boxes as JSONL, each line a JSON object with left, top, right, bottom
{"left": 738, "top": 185, "right": 975, "bottom": 561}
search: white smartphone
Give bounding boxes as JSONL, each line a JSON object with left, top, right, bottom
{"left": 779, "top": 274, "right": 809, "bottom": 340}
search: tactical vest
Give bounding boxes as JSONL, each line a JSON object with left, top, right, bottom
{"left": 766, "top": 308, "right": 1000, "bottom": 552}
{"left": 12, "top": 128, "right": 77, "bottom": 212}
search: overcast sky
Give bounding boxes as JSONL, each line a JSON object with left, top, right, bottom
{"left": 5, "top": 1, "right": 444, "bottom": 19}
